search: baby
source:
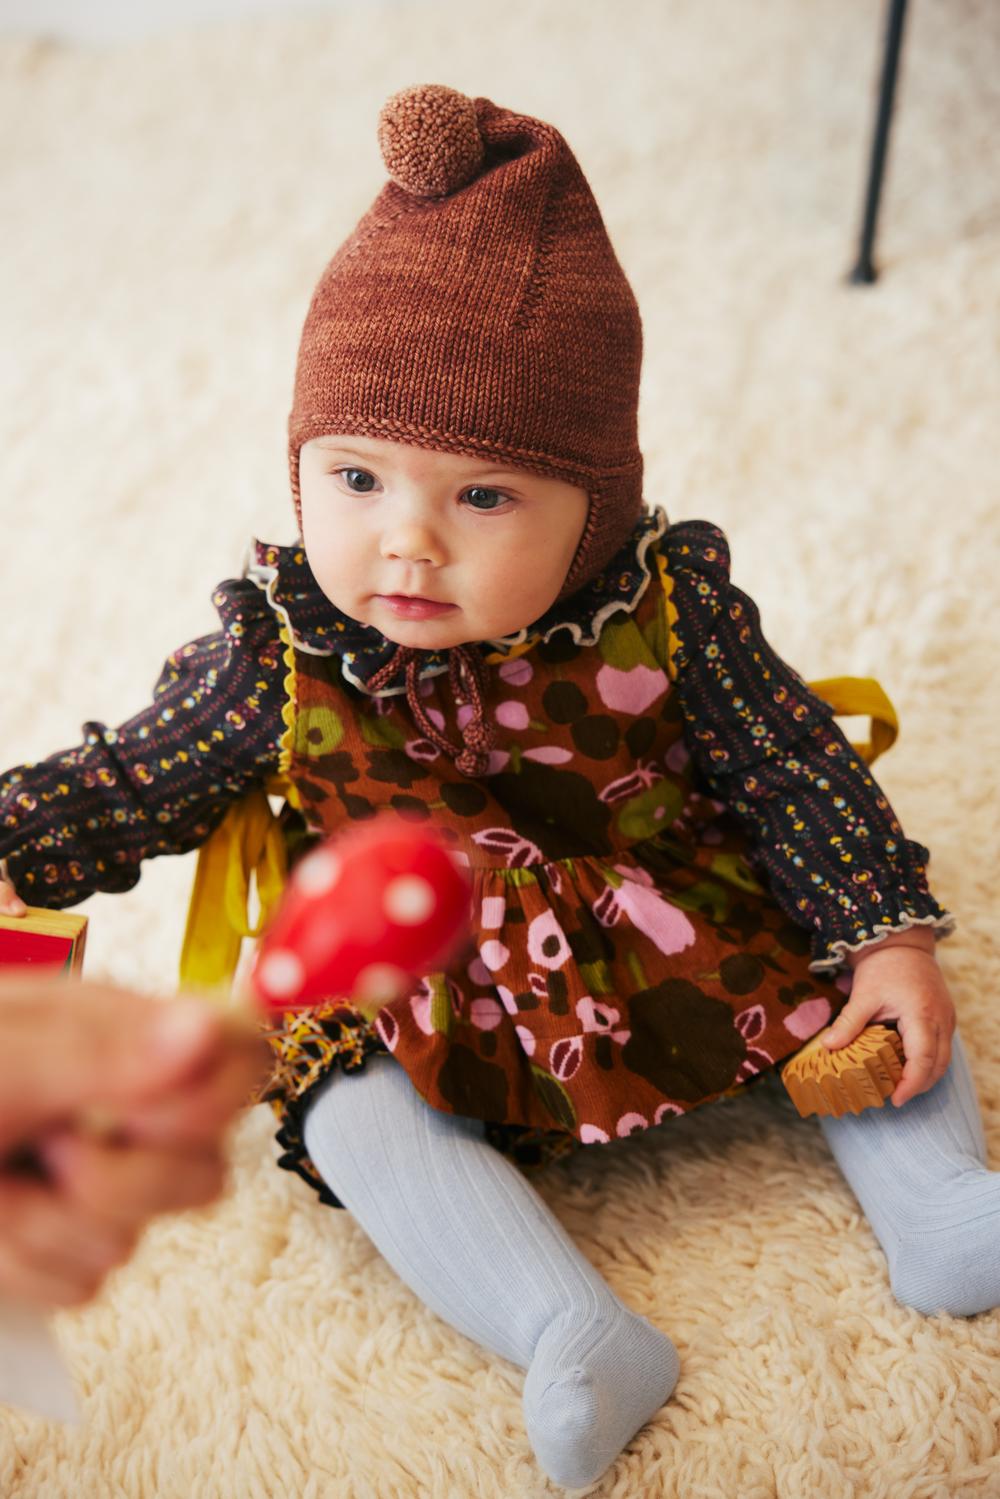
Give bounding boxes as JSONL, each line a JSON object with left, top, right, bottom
{"left": 1, "top": 83, "right": 993, "bottom": 1489}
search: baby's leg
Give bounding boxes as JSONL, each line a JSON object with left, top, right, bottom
{"left": 817, "top": 1027, "right": 1000, "bottom": 1316}
{"left": 302, "top": 1056, "right": 679, "bottom": 1488}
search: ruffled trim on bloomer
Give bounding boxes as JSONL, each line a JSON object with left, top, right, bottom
{"left": 241, "top": 508, "right": 668, "bottom": 697}
{"left": 808, "top": 908, "right": 957, "bottom": 974}
{"left": 259, "top": 1004, "right": 585, "bottom": 1210}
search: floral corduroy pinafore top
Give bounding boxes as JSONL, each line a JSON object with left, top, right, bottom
{"left": 240, "top": 507, "right": 952, "bottom": 1207}
{"left": 0, "top": 506, "right": 953, "bottom": 1211}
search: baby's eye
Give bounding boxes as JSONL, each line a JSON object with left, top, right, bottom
{"left": 337, "top": 467, "right": 378, "bottom": 493}
{"left": 462, "top": 487, "right": 507, "bottom": 512}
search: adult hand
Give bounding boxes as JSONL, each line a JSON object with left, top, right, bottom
{"left": 0, "top": 973, "right": 267, "bottom": 1308}
{"left": 821, "top": 926, "right": 955, "bottom": 1108}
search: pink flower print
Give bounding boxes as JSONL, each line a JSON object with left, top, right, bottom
{"left": 527, "top": 910, "right": 572, "bottom": 969}
{"left": 471, "top": 997, "right": 504, "bottom": 1031}
{"left": 495, "top": 700, "right": 530, "bottom": 730}
{"left": 735, "top": 1003, "right": 766, "bottom": 1044}
{"left": 783, "top": 996, "right": 833, "bottom": 1038}
{"left": 613, "top": 880, "right": 696, "bottom": 956}
{"left": 417, "top": 676, "right": 435, "bottom": 698}
{"left": 467, "top": 956, "right": 493, "bottom": 986}
{"left": 405, "top": 738, "right": 441, "bottom": 764}
{"left": 599, "top": 760, "right": 661, "bottom": 806}
{"left": 592, "top": 885, "right": 621, "bottom": 928}
{"left": 580, "top": 1123, "right": 611, "bottom": 1144}
{"left": 499, "top": 658, "right": 533, "bottom": 686}
{"left": 480, "top": 939, "right": 510, "bottom": 973}
{"left": 616, "top": 1111, "right": 649, "bottom": 1137}
{"left": 471, "top": 827, "right": 543, "bottom": 867}
{"left": 457, "top": 704, "right": 474, "bottom": 730}
{"left": 528, "top": 972, "right": 549, "bottom": 999}
{"left": 523, "top": 746, "right": 573, "bottom": 765}
{"left": 515, "top": 1025, "right": 537, "bottom": 1057}
{"left": 410, "top": 979, "right": 434, "bottom": 1036}
{"left": 576, "top": 996, "right": 621, "bottom": 1032}
{"left": 496, "top": 984, "right": 518, "bottom": 1016}
{"left": 654, "top": 1101, "right": 684, "bottom": 1123}
{"left": 576, "top": 996, "right": 630, "bottom": 1047}
{"left": 549, "top": 1036, "right": 583, "bottom": 1081}
{"left": 612, "top": 861, "right": 654, "bottom": 888}
{"left": 596, "top": 663, "right": 669, "bottom": 715}
{"left": 375, "top": 1009, "right": 399, "bottom": 1051}
{"left": 665, "top": 740, "right": 690, "bottom": 773}
{"left": 425, "top": 707, "right": 446, "bottom": 732}
{"left": 480, "top": 895, "right": 506, "bottom": 929}
{"left": 733, "top": 1047, "right": 774, "bottom": 1084}
{"left": 486, "top": 750, "right": 510, "bottom": 774}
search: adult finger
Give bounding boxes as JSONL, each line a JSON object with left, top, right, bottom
{"left": 117, "top": 1038, "right": 270, "bottom": 1148}
{"left": 0, "top": 1176, "right": 135, "bottom": 1289}
{"left": 0, "top": 978, "right": 236, "bottom": 1149}
{"left": 37, "top": 1131, "right": 229, "bottom": 1222}
{"left": 0, "top": 1237, "right": 103, "bottom": 1308}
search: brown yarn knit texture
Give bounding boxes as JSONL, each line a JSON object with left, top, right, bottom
{"left": 287, "top": 82, "right": 644, "bottom": 599}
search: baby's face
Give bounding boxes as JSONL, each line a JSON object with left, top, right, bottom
{"left": 298, "top": 434, "right": 590, "bottom": 649}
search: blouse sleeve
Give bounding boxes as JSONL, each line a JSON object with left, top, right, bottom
{"left": 0, "top": 575, "right": 287, "bottom": 908}
{"left": 660, "top": 519, "right": 955, "bottom": 972}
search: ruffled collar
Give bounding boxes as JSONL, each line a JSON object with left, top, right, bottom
{"left": 244, "top": 505, "right": 667, "bottom": 697}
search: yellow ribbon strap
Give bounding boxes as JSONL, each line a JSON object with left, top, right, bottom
{"left": 178, "top": 777, "right": 291, "bottom": 993}
{"left": 805, "top": 675, "right": 898, "bottom": 766}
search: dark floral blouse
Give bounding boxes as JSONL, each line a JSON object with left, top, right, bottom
{"left": 0, "top": 509, "right": 953, "bottom": 972}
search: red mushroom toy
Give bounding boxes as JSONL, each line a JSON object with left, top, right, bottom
{"left": 248, "top": 817, "right": 473, "bottom": 1014}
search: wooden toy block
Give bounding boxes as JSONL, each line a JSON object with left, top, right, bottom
{"left": 781, "top": 1023, "right": 905, "bottom": 1118}
{"left": 0, "top": 906, "right": 88, "bottom": 975}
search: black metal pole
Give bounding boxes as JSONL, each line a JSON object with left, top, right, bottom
{"left": 848, "top": 0, "right": 910, "bottom": 285}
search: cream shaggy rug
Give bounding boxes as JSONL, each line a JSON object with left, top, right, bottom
{"left": 1, "top": 0, "right": 999, "bottom": 1493}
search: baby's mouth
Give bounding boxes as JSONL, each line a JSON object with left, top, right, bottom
{"left": 376, "top": 594, "right": 457, "bottom": 620}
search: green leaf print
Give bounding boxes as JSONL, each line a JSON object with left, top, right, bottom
{"left": 428, "top": 975, "right": 455, "bottom": 1037}
{"left": 597, "top": 618, "right": 655, "bottom": 670}
{"left": 666, "top": 880, "right": 733, "bottom": 922}
{"left": 298, "top": 704, "right": 344, "bottom": 757}
{"left": 579, "top": 959, "right": 616, "bottom": 995}
{"left": 708, "top": 851, "right": 765, "bottom": 895}
{"left": 359, "top": 712, "right": 406, "bottom": 750}
{"left": 530, "top": 1065, "right": 578, "bottom": 1130}
{"left": 617, "top": 779, "right": 685, "bottom": 840}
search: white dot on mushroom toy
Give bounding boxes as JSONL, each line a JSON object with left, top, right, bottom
{"left": 257, "top": 949, "right": 305, "bottom": 1000}
{"left": 294, "top": 849, "right": 342, "bottom": 898}
{"left": 383, "top": 874, "right": 436, "bottom": 925}
{"left": 355, "top": 963, "right": 409, "bottom": 1003}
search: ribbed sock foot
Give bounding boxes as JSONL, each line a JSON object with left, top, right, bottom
{"left": 818, "top": 1027, "right": 1000, "bottom": 1317}
{"left": 523, "top": 1300, "right": 680, "bottom": 1488}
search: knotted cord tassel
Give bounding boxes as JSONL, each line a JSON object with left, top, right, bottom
{"left": 365, "top": 642, "right": 496, "bottom": 777}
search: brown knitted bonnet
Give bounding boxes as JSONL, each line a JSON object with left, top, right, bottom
{"left": 287, "top": 82, "right": 645, "bottom": 601}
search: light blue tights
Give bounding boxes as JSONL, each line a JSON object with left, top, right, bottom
{"left": 302, "top": 1027, "right": 997, "bottom": 1488}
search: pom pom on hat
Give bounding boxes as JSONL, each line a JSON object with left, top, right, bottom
{"left": 377, "top": 83, "right": 485, "bottom": 198}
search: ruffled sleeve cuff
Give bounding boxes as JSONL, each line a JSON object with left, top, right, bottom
{"left": 805, "top": 834, "right": 956, "bottom": 973}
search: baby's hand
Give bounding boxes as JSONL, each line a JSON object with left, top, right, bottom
{"left": 821, "top": 927, "right": 955, "bottom": 1108}
{"left": 0, "top": 861, "right": 27, "bottom": 917}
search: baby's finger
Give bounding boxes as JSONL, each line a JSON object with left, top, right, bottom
{"left": 0, "top": 861, "right": 27, "bottom": 916}
{"left": 821, "top": 995, "right": 873, "bottom": 1051}
{"left": 890, "top": 1018, "right": 943, "bottom": 1108}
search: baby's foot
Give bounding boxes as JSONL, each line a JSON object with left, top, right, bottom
{"left": 523, "top": 1301, "right": 679, "bottom": 1487}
